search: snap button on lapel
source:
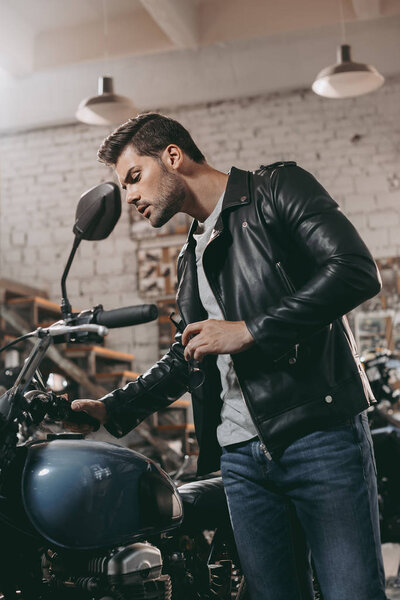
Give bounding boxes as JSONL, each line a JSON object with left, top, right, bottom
{"left": 325, "top": 395, "right": 333, "bottom": 404}
{"left": 240, "top": 195, "right": 247, "bottom": 202}
{"left": 242, "top": 221, "right": 248, "bottom": 228}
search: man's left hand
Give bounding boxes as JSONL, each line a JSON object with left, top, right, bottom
{"left": 182, "top": 319, "right": 255, "bottom": 362}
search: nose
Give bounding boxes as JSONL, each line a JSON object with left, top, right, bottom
{"left": 125, "top": 185, "right": 140, "bottom": 206}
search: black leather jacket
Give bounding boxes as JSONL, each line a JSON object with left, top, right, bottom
{"left": 102, "top": 163, "right": 381, "bottom": 474}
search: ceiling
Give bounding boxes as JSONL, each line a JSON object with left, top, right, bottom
{"left": 0, "top": 0, "right": 399, "bottom": 133}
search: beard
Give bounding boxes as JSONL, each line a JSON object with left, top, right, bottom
{"left": 150, "top": 167, "right": 186, "bottom": 228}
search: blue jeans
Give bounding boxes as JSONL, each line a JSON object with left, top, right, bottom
{"left": 220, "top": 412, "right": 387, "bottom": 600}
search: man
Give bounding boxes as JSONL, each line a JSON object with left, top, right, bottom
{"left": 71, "top": 112, "right": 387, "bottom": 599}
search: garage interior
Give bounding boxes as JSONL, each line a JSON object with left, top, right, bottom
{"left": 0, "top": 0, "right": 399, "bottom": 597}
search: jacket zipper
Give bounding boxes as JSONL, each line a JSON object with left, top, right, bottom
{"left": 202, "top": 232, "right": 273, "bottom": 460}
{"left": 275, "top": 262, "right": 299, "bottom": 364}
{"left": 276, "top": 261, "right": 296, "bottom": 294}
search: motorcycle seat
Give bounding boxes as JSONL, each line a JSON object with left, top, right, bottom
{"left": 177, "top": 477, "right": 231, "bottom": 531}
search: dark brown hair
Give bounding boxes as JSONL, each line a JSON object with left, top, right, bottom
{"left": 97, "top": 113, "right": 205, "bottom": 165}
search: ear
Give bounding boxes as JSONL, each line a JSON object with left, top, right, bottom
{"left": 161, "top": 145, "right": 183, "bottom": 171}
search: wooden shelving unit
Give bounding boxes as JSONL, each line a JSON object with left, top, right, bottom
{"left": 0, "top": 278, "right": 197, "bottom": 456}
{"left": 0, "top": 280, "right": 136, "bottom": 398}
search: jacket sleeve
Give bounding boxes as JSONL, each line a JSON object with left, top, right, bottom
{"left": 100, "top": 333, "right": 190, "bottom": 438}
{"left": 245, "top": 165, "right": 382, "bottom": 362}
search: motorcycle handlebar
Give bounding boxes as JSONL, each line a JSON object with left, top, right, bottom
{"left": 93, "top": 304, "right": 158, "bottom": 329}
{"left": 44, "top": 324, "right": 108, "bottom": 337}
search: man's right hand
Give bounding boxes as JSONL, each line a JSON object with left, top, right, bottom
{"left": 64, "top": 399, "right": 108, "bottom": 435}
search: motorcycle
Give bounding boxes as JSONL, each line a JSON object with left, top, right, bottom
{"left": 0, "top": 182, "right": 247, "bottom": 600}
{"left": 362, "top": 349, "right": 400, "bottom": 544}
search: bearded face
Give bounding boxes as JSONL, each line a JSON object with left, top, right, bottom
{"left": 115, "top": 146, "right": 187, "bottom": 228}
{"left": 149, "top": 164, "right": 186, "bottom": 228}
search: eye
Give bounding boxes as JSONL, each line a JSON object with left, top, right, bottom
{"left": 123, "top": 170, "right": 141, "bottom": 189}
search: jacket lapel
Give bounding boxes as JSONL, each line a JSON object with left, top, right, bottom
{"left": 176, "top": 167, "right": 251, "bottom": 324}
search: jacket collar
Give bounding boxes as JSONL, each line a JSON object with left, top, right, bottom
{"left": 221, "top": 166, "right": 251, "bottom": 210}
{"left": 186, "top": 166, "right": 251, "bottom": 243}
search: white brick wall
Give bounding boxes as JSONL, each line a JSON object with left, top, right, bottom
{"left": 0, "top": 77, "right": 399, "bottom": 372}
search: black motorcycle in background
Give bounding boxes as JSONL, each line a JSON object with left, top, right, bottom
{"left": 362, "top": 349, "right": 400, "bottom": 545}
{"left": 0, "top": 182, "right": 247, "bottom": 600}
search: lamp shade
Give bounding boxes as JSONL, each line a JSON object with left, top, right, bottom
{"left": 76, "top": 76, "right": 138, "bottom": 125}
{"left": 312, "top": 45, "right": 384, "bottom": 99}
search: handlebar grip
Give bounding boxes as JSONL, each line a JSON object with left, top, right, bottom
{"left": 52, "top": 396, "right": 100, "bottom": 431}
{"left": 94, "top": 305, "right": 158, "bottom": 329}
{"left": 65, "top": 408, "right": 100, "bottom": 431}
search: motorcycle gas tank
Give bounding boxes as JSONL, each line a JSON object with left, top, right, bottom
{"left": 22, "top": 438, "right": 183, "bottom": 550}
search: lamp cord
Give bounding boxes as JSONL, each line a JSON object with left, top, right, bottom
{"left": 339, "top": 0, "right": 346, "bottom": 44}
{"left": 102, "top": 0, "right": 109, "bottom": 72}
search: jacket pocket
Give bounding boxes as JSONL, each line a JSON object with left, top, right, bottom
{"left": 276, "top": 261, "right": 296, "bottom": 294}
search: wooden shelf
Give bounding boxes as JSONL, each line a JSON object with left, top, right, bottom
{"left": 5, "top": 296, "right": 62, "bottom": 331}
{"left": 0, "top": 278, "right": 48, "bottom": 303}
{"left": 160, "top": 399, "right": 190, "bottom": 409}
{"left": 95, "top": 370, "right": 140, "bottom": 387}
{"left": 152, "top": 398, "right": 192, "bottom": 429}
{"left": 95, "top": 370, "right": 140, "bottom": 381}
{"left": 0, "top": 282, "right": 196, "bottom": 454}
{"left": 156, "top": 424, "right": 195, "bottom": 432}
{"left": 65, "top": 345, "right": 134, "bottom": 362}
{"left": 7, "top": 296, "right": 62, "bottom": 314}
{"left": 0, "top": 282, "right": 140, "bottom": 401}
{"left": 65, "top": 345, "right": 134, "bottom": 376}
{"left": 38, "top": 320, "right": 60, "bottom": 328}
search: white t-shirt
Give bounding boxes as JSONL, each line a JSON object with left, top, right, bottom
{"left": 193, "top": 194, "right": 258, "bottom": 447}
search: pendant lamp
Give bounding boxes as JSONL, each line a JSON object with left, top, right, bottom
{"left": 75, "top": 0, "right": 138, "bottom": 125}
{"left": 76, "top": 76, "right": 137, "bottom": 125}
{"left": 312, "top": 44, "right": 385, "bottom": 99}
{"left": 312, "top": 0, "right": 384, "bottom": 99}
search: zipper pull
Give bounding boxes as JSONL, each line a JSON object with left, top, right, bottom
{"left": 289, "top": 344, "right": 299, "bottom": 365}
{"left": 259, "top": 442, "right": 272, "bottom": 460}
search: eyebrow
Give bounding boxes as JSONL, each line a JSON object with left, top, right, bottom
{"left": 123, "top": 166, "right": 140, "bottom": 186}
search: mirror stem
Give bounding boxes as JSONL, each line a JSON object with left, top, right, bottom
{"left": 61, "top": 236, "right": 82, "bottom": 320}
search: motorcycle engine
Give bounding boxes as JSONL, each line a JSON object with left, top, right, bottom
{"left": 93, "top": 542, "right": 171, "bottom": 600}
{"left": 45, "top": 542, "right": 172, "bottom": 600}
